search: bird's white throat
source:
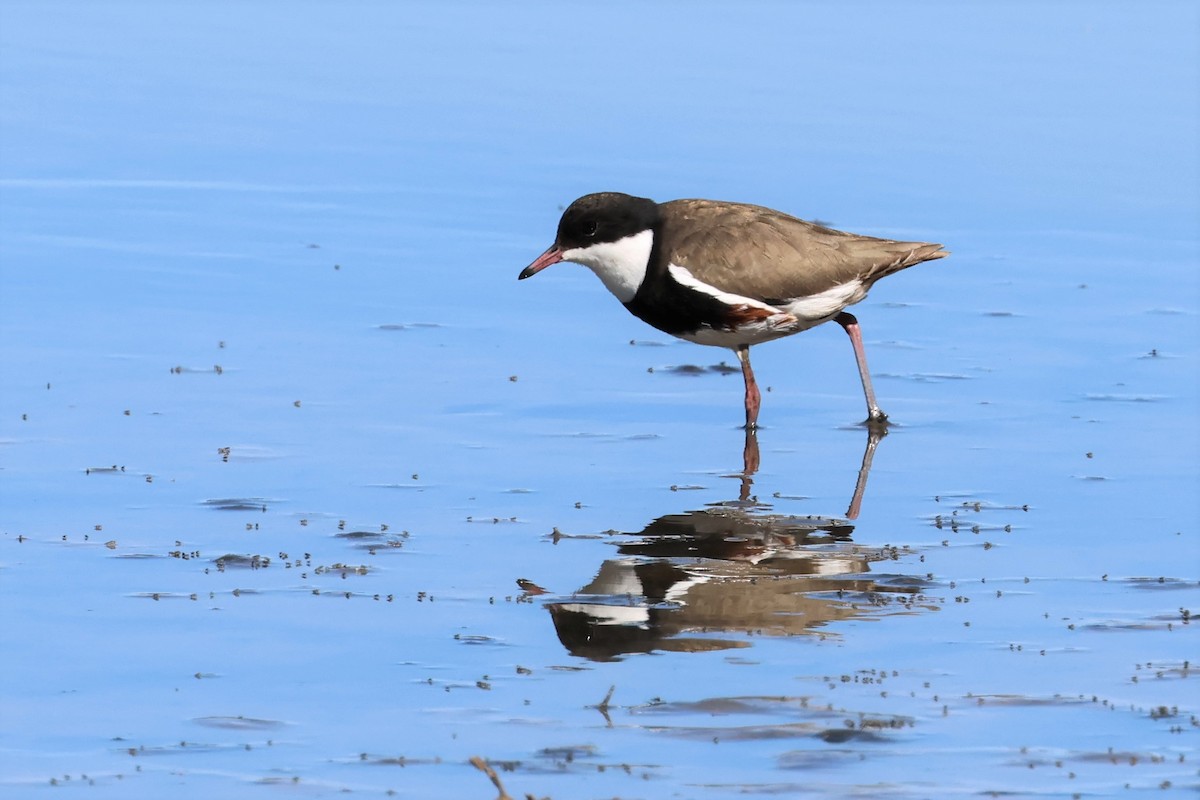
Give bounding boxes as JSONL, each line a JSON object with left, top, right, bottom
{"left": 561, "top": 229, "right": 653, "bottom": 303}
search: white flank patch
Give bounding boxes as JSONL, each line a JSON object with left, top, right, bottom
{"left": 781, "top": 279, "right": 867, "bottom": 325}
{"left": 667, "top": 264, "right": 780, "bottom": 314}
{"left": 561, "top": 229, "right": 653, "bottom": 303}
{"left": 670, "top": 264, "right": 799, "bottom": 347}
{"left": 667, "top": 265, "right": 868, "bottom": 348}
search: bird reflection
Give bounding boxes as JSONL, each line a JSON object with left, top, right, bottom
{"left": 537, "top": 424, "right": 934, "bottom": 662}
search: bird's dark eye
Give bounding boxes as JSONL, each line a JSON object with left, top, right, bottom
{"left": 582, "top": 220, "right": 598, "bottom": 237}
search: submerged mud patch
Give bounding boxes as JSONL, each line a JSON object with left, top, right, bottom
{"left": 192, "top": 716, "right": 287, "bottom": 730}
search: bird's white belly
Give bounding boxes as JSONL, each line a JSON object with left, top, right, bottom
{"left": 678, "top": 317, "right": 800, "bottom": 348}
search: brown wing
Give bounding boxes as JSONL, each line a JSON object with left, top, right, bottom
{"left": 659, "top": 199, "right": 948, "bottom": 302}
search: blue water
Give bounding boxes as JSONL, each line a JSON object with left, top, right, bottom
{"left": 2, "top": 2, "right": 1197, "bottom": 798}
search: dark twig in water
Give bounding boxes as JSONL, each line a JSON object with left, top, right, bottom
{"left": 469, "top": 756, "right": 513, "bottom": 800}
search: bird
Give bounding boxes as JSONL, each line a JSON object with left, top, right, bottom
{"left": 519, "top": 192, "right": 948, "bottom": 429}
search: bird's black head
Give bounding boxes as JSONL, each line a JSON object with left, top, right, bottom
{"left": 519, "top": 192, "right": 660, "bottom": 281}
{"left": 554, "top": 192, "right": 660, "bottom": 250}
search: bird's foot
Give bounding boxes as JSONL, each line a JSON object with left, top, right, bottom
{"left": 863, "top": 408, "right": 890, "bottom": 432}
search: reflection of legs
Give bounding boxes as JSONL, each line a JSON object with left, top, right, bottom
{"left": 835, "top": 312, "right": 887, "bottom": 423}
{"left": 736, "top": 416, "right": 880, "bottom": 518}
{"left": 735, "top": 345, "right": 761, "bottom": 430}
{"left": 742, "top": 426, "right": 760, "bottom": 475}
{"left": 739, "top": 426, "right": 760, "bottom": 504}
{"left": 846, "top": 425, "right": 886, "bottom": 520}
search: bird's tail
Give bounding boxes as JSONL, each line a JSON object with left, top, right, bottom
{"left": 867, "top": 241, "right": 949, "bottom": 284}
{"left": 896, "top": 242, "right": 950, "bottom": 268}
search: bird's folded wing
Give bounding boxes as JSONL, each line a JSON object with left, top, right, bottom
{"left": 660, "top": 199, "right": 946, "bottom": 303}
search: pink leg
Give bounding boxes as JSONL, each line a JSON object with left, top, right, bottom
{"left": 835, "top": 312, "right": 887, "bottom": 424}
{"left": 735, "top": 345, "right": 761, "bottom": 430}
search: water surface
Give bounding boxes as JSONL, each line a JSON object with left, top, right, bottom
{"left": 2, "top": 2, "right": 1197, "bottom": 798}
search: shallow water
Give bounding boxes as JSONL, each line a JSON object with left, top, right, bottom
{"left": 2, "top": 2, "right": 1198, "bottom": 798}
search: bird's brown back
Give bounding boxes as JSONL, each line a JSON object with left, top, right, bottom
{"left": 659, "top": 199, "right": 948, "bottom": 302}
